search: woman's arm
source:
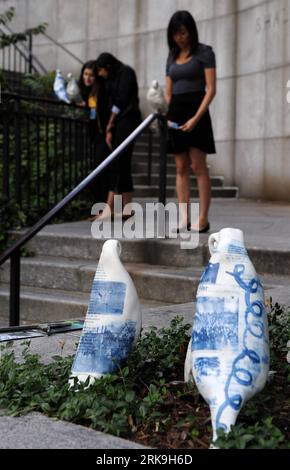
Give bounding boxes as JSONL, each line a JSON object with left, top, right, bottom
{"left": 165, "top": 76, "right": 173, "bottom": 104}
{"left": 180, "top": 68, "right": 216, "bottom": 132}
{"left": 105, "top": 116, "right": 116, "bottom": 150}
{"left": 106, "top": 111, "right": 118, "bottom": 133}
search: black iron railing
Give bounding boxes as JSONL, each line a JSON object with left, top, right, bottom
{"left": 0, "top": 111, "right": 167, "bottom": 326}
{"left": 0, "top": 27, "right": 47, "bottom": 78}
{"left": 0, "top": 92, "right": 96, "bottom": 214}
{"left": 1, "top": 23, "right": 84, "bottom": 77}
{"left": 158, "top": 118, "right": 168, "bottom": 204}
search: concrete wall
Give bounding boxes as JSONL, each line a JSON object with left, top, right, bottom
{"left": 1, "top": 0, "right": 290, "bottom": 201}
{"left": 235, "top": 0, "right": 290, "bottom": 200}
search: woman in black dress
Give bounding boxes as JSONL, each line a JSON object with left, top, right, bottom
{"left": 165, "top": 11, "right": 216, "bottom": 232}
{"left": 94, "top": 53, "right": 141, "bottom": 219}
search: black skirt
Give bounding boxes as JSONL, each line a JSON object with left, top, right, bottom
{"left": 167, "top": 91, "right": 216, "bottom": 155}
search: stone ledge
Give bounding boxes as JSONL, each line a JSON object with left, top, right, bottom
{"left": 0, "top": 411, "right": 147, "bottom": 449}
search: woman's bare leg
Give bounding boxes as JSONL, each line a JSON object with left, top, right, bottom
{"left": 175, "top": 152, "right": 191, "bottom": 226}
{"left": 93, "top": 190, "right": 115, "bottom": 220}
{"left": 189, "top": 147, "right": 211, "bottom": 230}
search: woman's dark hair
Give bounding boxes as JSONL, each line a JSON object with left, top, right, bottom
{"left": 78, "top": 60, "right": 98, "bottom": 102}
{"left": 95, "top": 52, "right": 123, "bottom": 78}
{"left": 167, "top": 10, "right": 199, "bottom": 59}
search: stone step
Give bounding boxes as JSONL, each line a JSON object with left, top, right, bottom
{"left": 132, "top": 173, "right": 224, "bottom": 187}
{"left": 131, "top": 160, "right": 214, "bottom": 176}
{"left": 9, "top": 222, "right": 290, "bottom": 275}
{"left": 135, "top": 132, "right": 158, "bottom": 144}
{"left": 132, "top": 161, "right": 177, "bottom": 174}
{"left": 1, "top": 269, "right": 289, "bottom": 324}
{"left": 0, "top": 285, "right": 171, "bottom": 324}
{"left": 10, "top": 228, "right": 205, "bottom": 266}
{"left": 134, "top": 185, "right": 239, "bottom": 198}
{"left": 0, "top": 257, "right": 204, "bottom": 303}
{"left": 134, "top": 142, "right": 160, "bottom": 153}
{"left": 133, "top": 150, "right": 164, "bottom": 162}
{"left": 0, "top": 285, "right": 88, "bottom": 323}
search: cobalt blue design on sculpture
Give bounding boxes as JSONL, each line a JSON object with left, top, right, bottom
{"left": 200, "top": 263, "right": 220, "bottom": 285}
{"left": 192, "top": 297, "right": 239, "bottom": 351}
{"left": 72, "top": 320, "right": 136, "bottom": 374}
{"left": 195, "top": 357, "right": 220, "bottom": 383}
{"left": 88, "top": 280, "right": 126, "bottom": 315}
{"left": 228, "top": 244, "right": 247, "bottom": 256}
{"left": 214, "top": 264, "right": 269, "bottom": 433}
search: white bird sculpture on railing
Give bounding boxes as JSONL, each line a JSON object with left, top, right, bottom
{"left": 53, "top": 69, "right": 70, "bottom": 104}
{"left": 146, "top": 80, "right": 168, "bottom": 114}
{"left": 66, "top": 73, "right": 81, "bottom": 103}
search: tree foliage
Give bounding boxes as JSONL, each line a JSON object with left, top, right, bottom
{"left": 0, "top": 7, "right": 47, "bottom": 49}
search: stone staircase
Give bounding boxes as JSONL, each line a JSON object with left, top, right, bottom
{"left": 0, "top": 226, "right": 204, "bottom": 324}
{"left": 132, "top": 131, "right": 239, "bottom": 199}
{"left": 2, "top": 124, "right": 290, "bottom": 327}
{"left": 1, "top": 219, "right": 290, "bottom": 325}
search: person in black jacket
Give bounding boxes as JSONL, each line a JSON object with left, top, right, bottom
{"left": 94, "top": 52, "right": 141, "bottom": 220}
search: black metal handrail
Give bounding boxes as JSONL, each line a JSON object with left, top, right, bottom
{"left": 0, "top": 92, "right": 95, "bottom": 213}
{"left": 2, "top": 90, "right": 84, "bottom": 108}
{"left": 2, "top": 22, "right": 83, "bottom": 73}
{"left": 42, "top": 31, "right": 84, "bottom": 66}
{"left": 0, "top": 112, "right": 168, "bottom": 326}
{"left": 0, "top": 25, "right": 47, "bottom": 75}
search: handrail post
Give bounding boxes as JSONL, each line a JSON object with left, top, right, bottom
{"left": 147, "top": 128, "right": 153, "bottom": 186}
{"left": 158, "top": 116, "right": 168, "bottom": 205}
{"left": 10, "top": 250, "right": 21, "bottom": 326}
{"left": 3, "top": 97, "right": 10, "bottom": 200}
{"left": 14, "top": 97, "right": 22, "bottom": 206}
{"left": 28, "top": 31, "right": 33, "bottom": 74}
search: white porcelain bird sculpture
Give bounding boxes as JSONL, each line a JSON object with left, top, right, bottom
{"left": 53, "top": 69, "right": 70, "bottom": 104}
{"left": 146, "top": 80, "right": 168, "bottom": 114}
